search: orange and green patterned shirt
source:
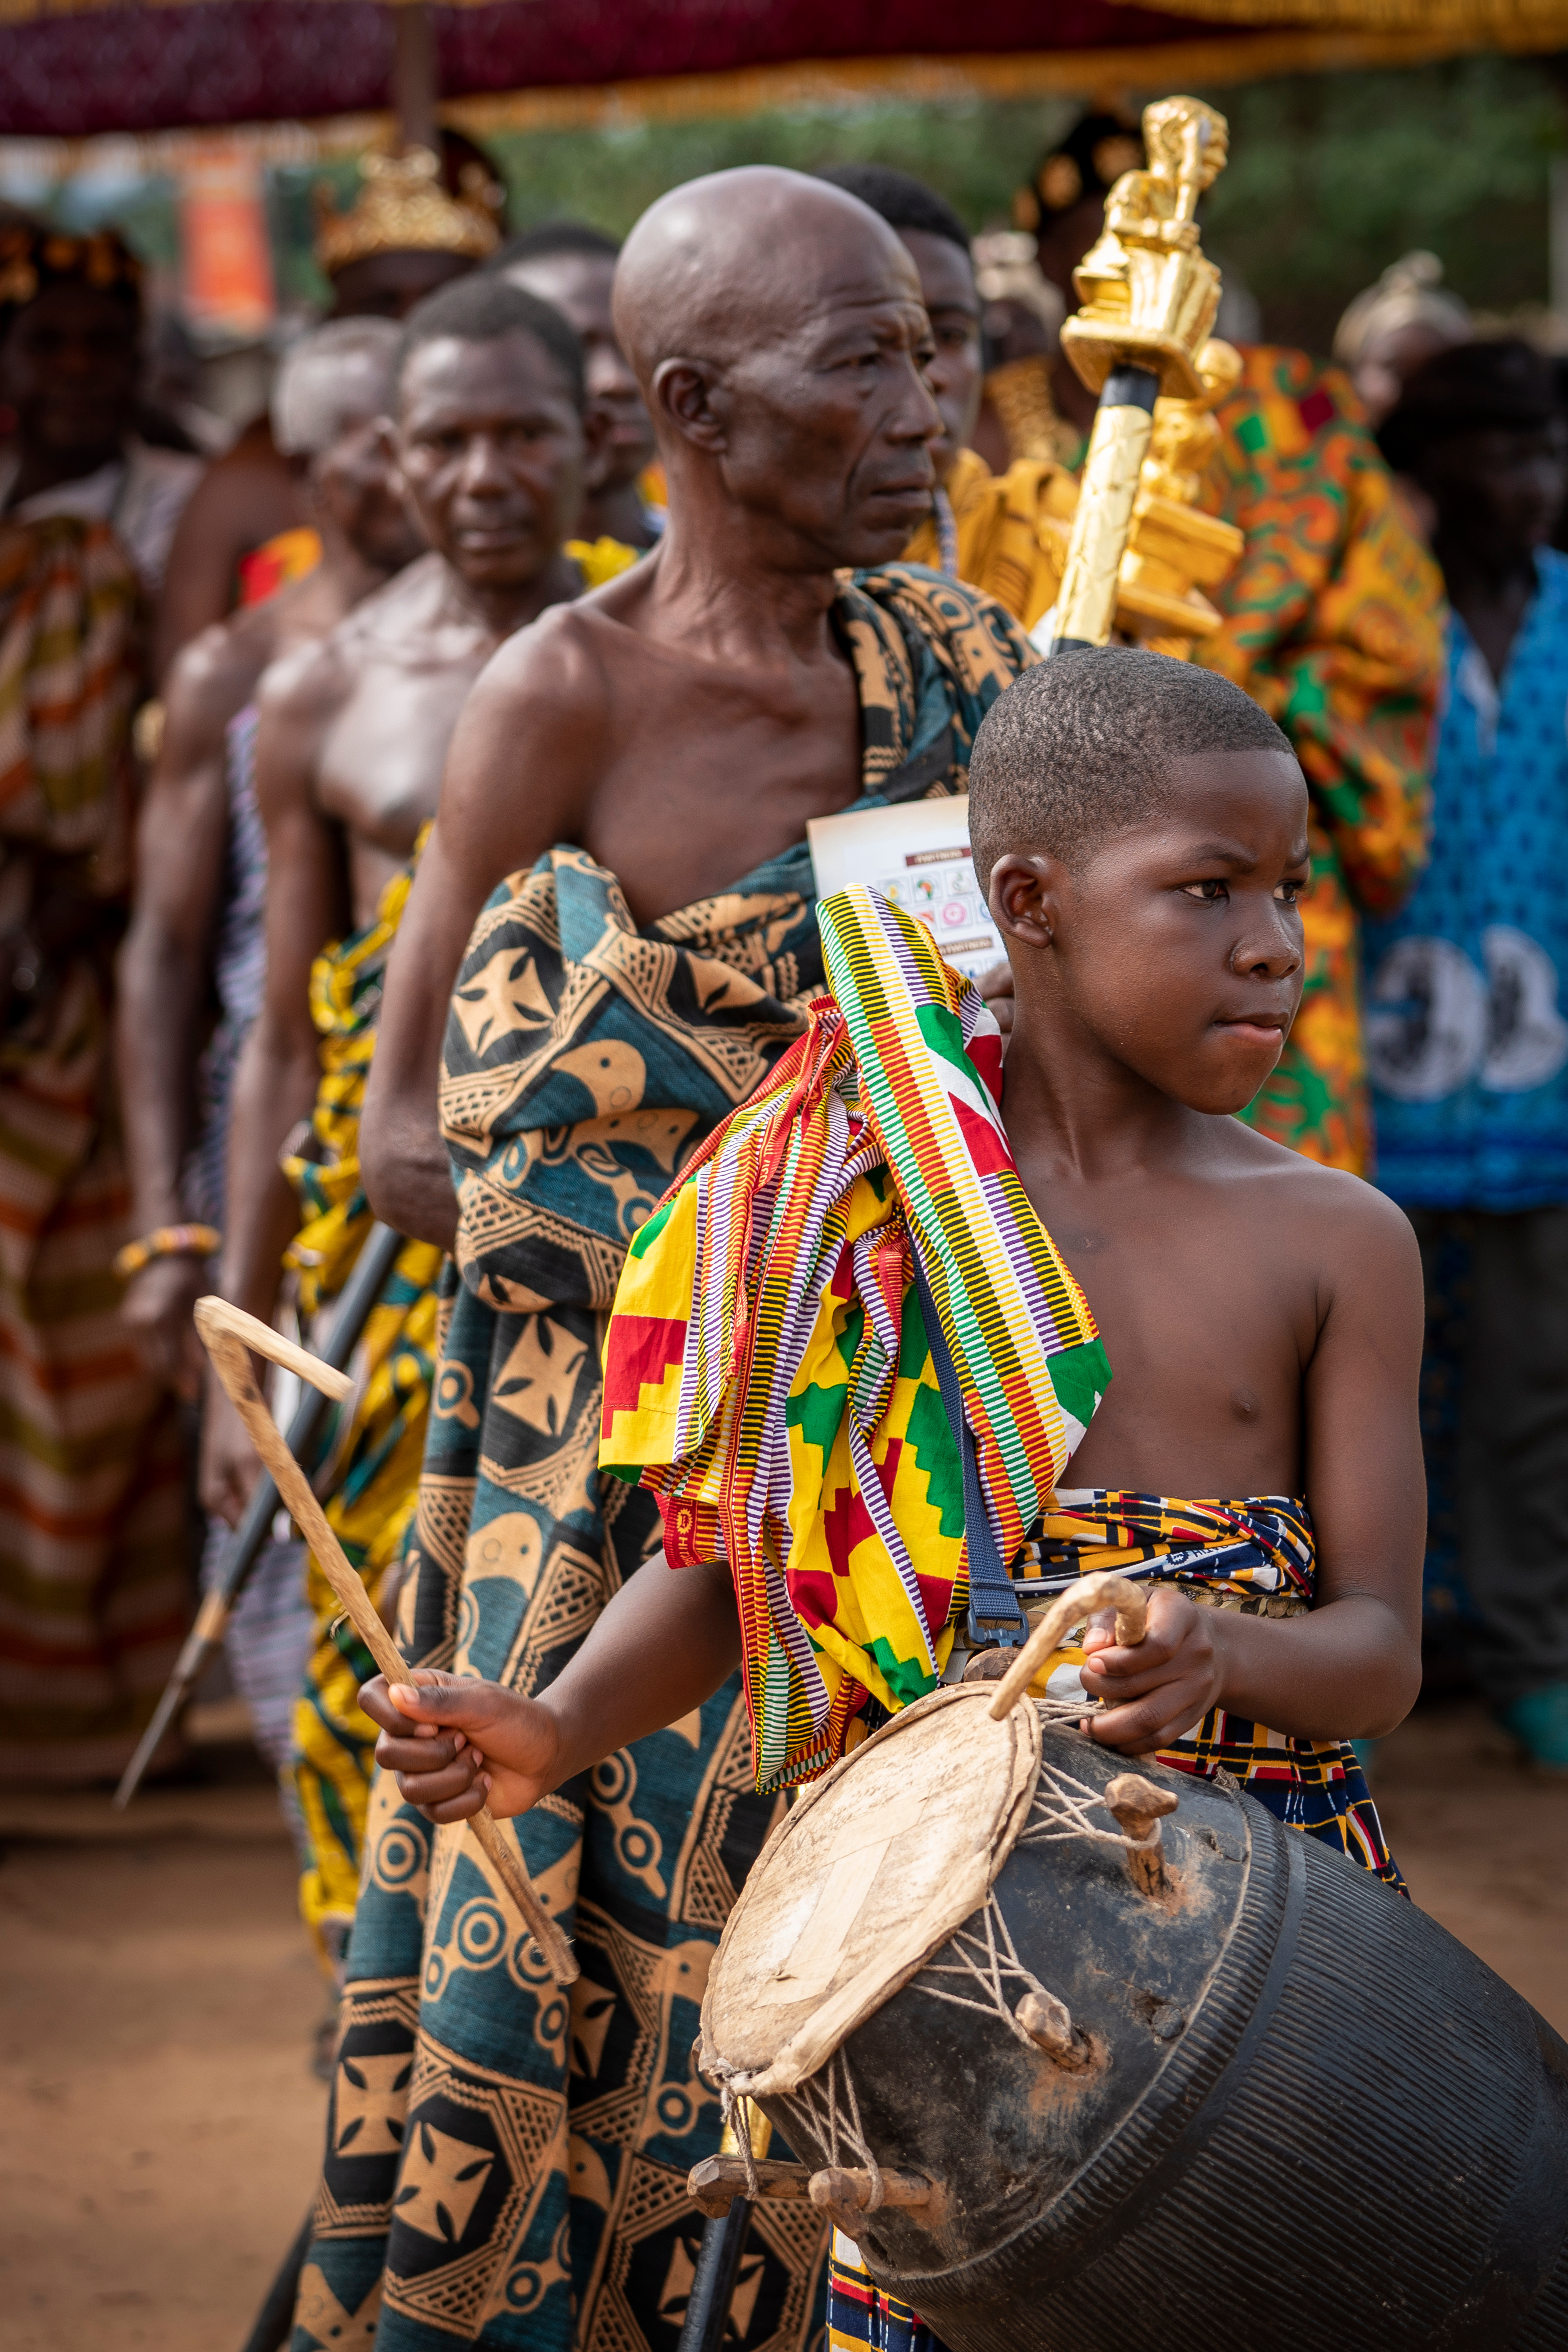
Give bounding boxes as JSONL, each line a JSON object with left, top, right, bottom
{"left": 1198, "top": 346, "right": 1445, "bottom": 1175}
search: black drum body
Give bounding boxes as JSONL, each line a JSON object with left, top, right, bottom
{"left": 756, "top": 1729, "right": 1568, "bottom": 2351}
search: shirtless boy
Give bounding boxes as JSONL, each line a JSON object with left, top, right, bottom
{"left": 366, "top": 647, "right": 1424, "bottom": 1862}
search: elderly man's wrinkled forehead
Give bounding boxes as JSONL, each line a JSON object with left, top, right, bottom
{"left": 613, "top": 165, "right": 922, "bottom": 384}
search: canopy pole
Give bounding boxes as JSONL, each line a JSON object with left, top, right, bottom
{"left": 393, "top": 2, "right": 439, "bottom": 153}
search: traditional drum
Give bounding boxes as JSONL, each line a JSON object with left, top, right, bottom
{"left": 690, "top": 1581, "right": 1568, "bottom": 2351}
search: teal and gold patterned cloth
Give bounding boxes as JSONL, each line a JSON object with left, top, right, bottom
{"left": 289, "top": 565, "right": 1034, "bottom": 2352}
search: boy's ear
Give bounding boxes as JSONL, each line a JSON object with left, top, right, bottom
{"left": 988, "top": 852, "right": 1059, "bottom": 949}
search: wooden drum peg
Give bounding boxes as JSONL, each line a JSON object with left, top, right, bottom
{"left": 687, "top": 2155, "right": 812, "bottom": 2219}
{"left": 808, "top": 2166, "right": 933, "bottom": 2234}
{"left": 1015, "top": 1988, "right": 1093, "bottom": 2070}
{"left": 1105, "top": 1771, "right": 1180, "bottom": 1897}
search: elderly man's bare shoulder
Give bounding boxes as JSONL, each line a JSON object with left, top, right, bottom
{"left": 453, "top": 575, "right": 652, "bottom": 793}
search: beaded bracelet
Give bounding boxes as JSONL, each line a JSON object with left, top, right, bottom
{"left": 114, "top": 1223, "right": 223, "bottom": 1282}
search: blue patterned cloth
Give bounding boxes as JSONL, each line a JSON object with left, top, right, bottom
{"left": 290, "top": 567, "right": 1034, "bottom": 2352}
{"left": 1363, "top": 549, "right": 1568, "bottom": 1211}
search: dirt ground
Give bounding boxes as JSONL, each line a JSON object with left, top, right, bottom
{"left": 1, "top": 1699, "right": 1564, "bottom": 2352}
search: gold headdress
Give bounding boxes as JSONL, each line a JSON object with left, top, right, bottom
{"left": 0, "top": 221, "right": 141, "bottom": 324}
{"left": 314, "top": 145, "right": 502, "bottom": 278}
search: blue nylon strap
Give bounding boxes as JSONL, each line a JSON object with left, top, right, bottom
{"left": 909, "top": 1252, "right": 1027, "bottom": 1650}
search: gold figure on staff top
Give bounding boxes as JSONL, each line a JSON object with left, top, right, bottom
{"left": 1048, "top": 95, "right": 1243, "bottom": 657}
{"left": 1064, "top": 94, "right": 1230, "bottom": 402}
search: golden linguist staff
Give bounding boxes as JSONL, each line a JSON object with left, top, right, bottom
{"left": 1049, "top": 94, "right": 1242, "bottom": 657}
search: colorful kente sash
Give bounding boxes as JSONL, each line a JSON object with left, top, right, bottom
{"left": 600, "top": 885, "right": 1111, "bottom": 1791}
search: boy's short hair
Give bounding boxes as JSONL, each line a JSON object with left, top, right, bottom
{"left": 967, "top": 647, "right": 1296, "bottom": 881}
{"left": 394, "top": 274, "right": 586, "bottom": 412}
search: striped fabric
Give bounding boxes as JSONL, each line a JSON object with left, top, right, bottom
{"left": 0, "top": 517, "right": 186, "bottom": 1784}
{"left": 600, "top": 886, "right": 1110, "bottom": 1791}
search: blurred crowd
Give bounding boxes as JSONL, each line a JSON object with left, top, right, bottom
{"left": 0, "top": 96, "right": 1565, "bottom": 2333}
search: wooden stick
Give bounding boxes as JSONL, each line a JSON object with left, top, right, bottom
{"left": 988, "top": 1571, "right": 1149, "bottom": 1719}
{"left": 195, "top": 1296, "right": 578, "bottom": 1987}
{"left": 808, "top": 2166, "right": 933, "bottom": 2231}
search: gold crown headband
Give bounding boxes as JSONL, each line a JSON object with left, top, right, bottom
{"left": 314, "top": 146, "right": 502, "bottom": 277}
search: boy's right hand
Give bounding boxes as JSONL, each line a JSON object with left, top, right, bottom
{"left": 361, "top": 1666, "right": 562, "bottom": 1824}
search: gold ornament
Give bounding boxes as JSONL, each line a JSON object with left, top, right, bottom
{"left": 1115, "top": 338, "right": 1247, "bottom": 652}
{"left": 1062, "top": 94, "right": 1230, "bottom": 402}
{"left": 314, "top": 145, "right": 502, "bottom": 278}
{"left": 1050, "top": 96, "right": 1237, "bottom": 652}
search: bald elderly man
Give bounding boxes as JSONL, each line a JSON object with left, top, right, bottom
{"left": 291, "top": 168, "right": 1031, "bottom": 2352}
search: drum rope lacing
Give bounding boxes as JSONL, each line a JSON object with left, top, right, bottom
{"left": 705, "top": 1717, "right": 1164, "bottom": 2187}
{"left": 908, "top": 1740, "right": 1161, "bottom": 2048}
{"left": 713, "top": 2051, "right": 888, "bottom": 2210}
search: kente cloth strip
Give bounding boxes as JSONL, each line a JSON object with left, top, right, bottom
{"left": 601, "top": 886, "right": 1110, "bottom": 1793}
{"left": 289, "top": 564, "right": 1032, "bottom": 2352}
{"left": 0, "top": 517, "right": 187, "bottom": 1787}
{"left": 829, "top": 2229, "right": 946, "bottom": 2352}
{"left": 282, "top": 849, "right": 443, "bottom": 1972}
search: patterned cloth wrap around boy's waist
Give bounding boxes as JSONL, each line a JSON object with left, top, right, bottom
{"left": 1010, "top": 1486, "right": 1399, "bottom": 1888}
{"left": 1011, "top": 1487, "right": 1313, "bottom": 1673}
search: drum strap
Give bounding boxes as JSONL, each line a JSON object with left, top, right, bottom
{"left": 910, "top": 1252, "right": 1027, "bottom": 1650}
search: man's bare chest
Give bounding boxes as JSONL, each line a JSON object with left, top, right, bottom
{"left": 579, "top": 670, "right": 866, "bottom": 925}
{"left": 1038, "top": 1194, "right": 1318, "bottom": 1489}
{"left": 316, "top": 655, "right": 486, "bottom": 857}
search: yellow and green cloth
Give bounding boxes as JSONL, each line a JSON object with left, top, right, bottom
{"left": 282, "top": 848, "right": 443, "bottom": 1968}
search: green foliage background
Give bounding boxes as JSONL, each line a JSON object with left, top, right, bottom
{"left": 462, "top": 52, "right": 1565, "bottom": 354}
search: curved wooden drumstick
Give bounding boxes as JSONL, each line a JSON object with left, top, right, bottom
{"left": 195, "top": 1296, "right": 578, "bottom": 1986}
{"left": 987, "top": 1571, "right": 1148, "bottom": 1720}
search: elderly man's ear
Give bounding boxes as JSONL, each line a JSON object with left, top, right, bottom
{"left": 651, "top": 357, "right": 729, "bottom": 454}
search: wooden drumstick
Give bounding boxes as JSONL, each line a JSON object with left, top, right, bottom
{"left": 987, "top": 1570, "right": 1148, "bottom": 1719}
{"left": 195, "top": 1296, "right": 579, "bottom": 1987}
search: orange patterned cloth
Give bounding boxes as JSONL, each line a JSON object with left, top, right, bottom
{"left": 1196, "top": 347, "right": 1444, "bottom": 1173}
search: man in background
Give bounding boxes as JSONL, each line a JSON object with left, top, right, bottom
{"left": 155, "top": 133, "right": 506, "bottom": 674}
{"left": 1364, "top": 341, "right": 1568, "bottom": 1775}
{"left": 206, "top": 275, "right": 626, "bottom": 1984}
{"left": 0, "top": 220, "right": 204, "bottom": 1784}
{"left": 492, "top": 220, "right": 662, "bottom": 549}
{"left": 0, "top": 218, "right": 201, "bottom": 592}
{"left": 116, "top": 317, "right": 421, "bottom": 1786}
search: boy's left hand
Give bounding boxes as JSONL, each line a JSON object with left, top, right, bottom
{"left": 1078, "top": 1587, "right": 1225, "bottom": 1754}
